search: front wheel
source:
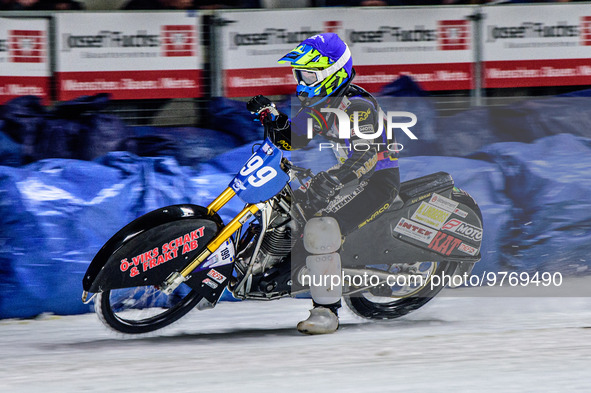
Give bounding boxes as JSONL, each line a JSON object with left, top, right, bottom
{"left": 344, "top": 261, "right": 458, "bottom": 320}
{"left": 95, "top": 283, "right": 203, "bottom": 334}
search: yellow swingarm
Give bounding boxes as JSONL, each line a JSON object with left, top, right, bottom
{"left": 160, "top": 188, "right": 259, "bottom": 294}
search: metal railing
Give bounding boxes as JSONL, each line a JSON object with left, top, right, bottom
{"left": 1, "top": 6, "right": 591, "bottom": 126}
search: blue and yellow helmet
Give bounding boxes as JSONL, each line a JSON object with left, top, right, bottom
{"left": 278, "top": 33, "right": 353, "bottom": 106}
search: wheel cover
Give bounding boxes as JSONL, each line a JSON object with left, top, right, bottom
{"left": 351, "top": 262, "right": 438, "bottom": 304}
{"left": 97, "top": 284, "right": 200, "bottom": 332}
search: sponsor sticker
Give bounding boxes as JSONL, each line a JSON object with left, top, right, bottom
{"left": 337, "top": 95, "right": 350, "bottom": 110}
{"left": 429, "top": 193, "right": 458, "bottom": 213}
{"left": 442, "top": 218, "right": 482, "bottom": 241}
{"left": 411, "top": 202, "right": 452, "bottom": 230}
{"left": 238, "top": 211, "right": 253, "bottom": 224}
{"left": 393, "top": 217, "right": 437, "bottom": 244}
{"left": 202, "top": 278, "right": 218, "bottom": 289}
{"left": 207, "top": 269, "right": 226, "bottom": 284}
{"left": 118, "top": 226, "right": 205, "bottom": 278}
{"left": 349, "top": 108, "right": 371, "bottom": 122}
{"left": 453, "top": 207, "right": 468, "bottom": 218}
{"left": 261, "top": 142, "right": 274, "bottom": 155}
{"left": 356, "top": 124, "right": 375, "bottom": 134}
{"left": 458, "top": 242, "right": 478, "bottom": 256}
{"left": 410, "top": 193, "right": 432, "bottom": 205}
{"left": 358, "top": 202, "right": 390, "bottom": 229}
{"left": 428, "top": 232, "right": 462, "bottom": 256}
{"left": 201, "top": 240, "right": 234, "bottom": 269}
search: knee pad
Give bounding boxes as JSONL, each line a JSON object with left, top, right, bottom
{"left": 306, "top": 253, "right": 342, "bottom": 304}
{"left": 303, "top": 217, "right": 341, "bottom": 255}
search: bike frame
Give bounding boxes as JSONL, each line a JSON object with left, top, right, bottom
{"left": 160, "top": 138, "right": 290, "bottom": 295}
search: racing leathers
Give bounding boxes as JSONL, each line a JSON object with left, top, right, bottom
{"left": 248, "top": 83, "right": 400, "bottom": 334}
{"left": 266, "top": 83, "right": 400, "bottom": 234}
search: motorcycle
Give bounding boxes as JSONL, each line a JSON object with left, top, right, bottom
{"left": 82, "top": 131, "right": 483, "bottom": 334}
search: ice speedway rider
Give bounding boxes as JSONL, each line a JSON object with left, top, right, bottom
{"left": 247, "top": 33, "right": 400, "bottom": 334}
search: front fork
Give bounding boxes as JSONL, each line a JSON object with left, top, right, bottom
{"left": 160, "top": 188, "right": 261, "bottom": 294}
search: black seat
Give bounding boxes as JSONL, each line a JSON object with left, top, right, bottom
{"left": 399, "top": 172, "right": 454, "bottom": 202}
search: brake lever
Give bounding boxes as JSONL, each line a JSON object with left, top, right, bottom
{"left": 290, "top": 164, "right": 314, "bottom": 179}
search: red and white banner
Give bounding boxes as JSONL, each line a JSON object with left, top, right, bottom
{"left": 483, "top": 4, "right": 591, "bottom": 88}
{"left": 0, "top": 18, "right": 50, "bottom": 105}
{"left": 55, "top": 12, "right": 202, "bottom": 100}
{"left": 218, "top": 7, "right": 475, "bottom": 97}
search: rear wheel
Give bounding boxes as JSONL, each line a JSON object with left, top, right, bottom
{"left": 95, "top": 283, "right": 203, "bottom": 334}
{"left": 344, "top": 261, "right": 458, "bottom": 320}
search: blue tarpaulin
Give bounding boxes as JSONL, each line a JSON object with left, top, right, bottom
{"left": 0, "top": 94, "right": 131, "bottom": 165}
{"left": 2, "top": 133, "right": 591, "bottom": 318}
{"left": 471, "top": 134, "right": 591, "bottom": 275}
{"left": 2, "top": 86, "right": 591, "bottom": 318}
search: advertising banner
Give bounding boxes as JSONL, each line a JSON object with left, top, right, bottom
{"left": 483, "top": 4, "right": 591, "bottom": 88}
{"left": 218, "top": 7, "right": 475, "bottom": 97}
{"left": 0, "top": 18, "right": 50, "bottom": 105}
{"left": 55, "top": 12, "right": 202, "bottom": 100}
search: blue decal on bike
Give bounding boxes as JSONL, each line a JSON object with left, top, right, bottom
{"left": 230, "top": 138, "right": 290, "bottom": 203}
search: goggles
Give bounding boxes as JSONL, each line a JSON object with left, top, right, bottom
{"left": 291, "top": 45, "right": 351, "bottom": 87}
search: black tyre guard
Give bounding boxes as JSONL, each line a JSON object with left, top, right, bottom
{"left": 341, "top": 172, "right": 482, "bottom": 267}
{"left": 83, "top": 204, "right": 234, "bottom": 303}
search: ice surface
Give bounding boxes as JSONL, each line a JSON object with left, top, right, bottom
{"left": 1, "top": 280, "right": 590, "bottom": 393}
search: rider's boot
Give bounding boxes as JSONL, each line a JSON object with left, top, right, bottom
{"left": 297, "top": 301, "right": 340, "bottom": 335}
{"left": 297, "top": 217, "right": 342, "bottom": 335}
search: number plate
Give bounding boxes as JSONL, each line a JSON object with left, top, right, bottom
{"left": 230, "top": 138, "right": 290, "bottom": 203}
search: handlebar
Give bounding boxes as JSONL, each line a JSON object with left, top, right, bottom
{"left": 278, "top": 158, "right": 314, "bottom": 222}
{"left": 281, "top": 158, "right": 314, "bottom": 180}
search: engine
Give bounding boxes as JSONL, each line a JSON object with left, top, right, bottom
{"left": 252, "top": 223, "right": 292, "bottom": 275}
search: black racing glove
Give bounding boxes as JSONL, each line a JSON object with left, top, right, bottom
{"left": 305, "top": 171, "right": 343, "bottom": 213}
{"left": 247, "top": 95, "right": 280, "bottom": 126}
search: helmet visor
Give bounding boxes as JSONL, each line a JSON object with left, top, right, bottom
{"left": 290, "top": 45, "right": 351, "bottom": 88}
{"left": 293, "top": 69, "right": 321, "bottom": 86}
